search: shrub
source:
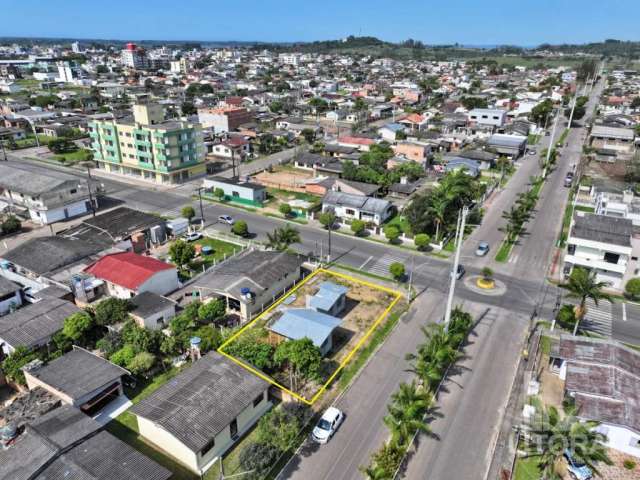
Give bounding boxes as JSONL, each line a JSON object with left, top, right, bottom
{"left": 1, "top": 216, "right": 21, "bottom": 235}
{"left": 198, "top": 299, "right": 225, "bottom": 323}
{"left": 318, "top": 211, "right": 336, "bottom": 228}
{"left": 127, "top": 352, "right": 156, "bottom": 375}
{"left": 279, "top": 203, "right": 292, "bottom": 217}
{"left": 1, "top": 346, "right": 38, "bottom": 385}
{"left": 62, "top": 312, "right": 94, "bottom": 343}
{"left": 169, "top": 239, "right": 196, "bottom": 269}
{"left": 110, "top": 344, "right": 136, "bottom": 367}
{"left": 180, "top": 206, "right": 196, "bottom": 221}
{"left": 623, "top": 459, "right": 636, "bottom": 470}
{"left": 214, "top": 188, "right": 225, "bottom": 200}
{"left": 556, "top": 304, "right": 577, "bottom": 330}
{"left": 232, "top": 220, "right": 249, "bottom": 237}
{"left": 193, "top": 325, "right": 222, "bottom": 353}
{"left": 625, "top": 278, "right": 640, "bottom": 300}
{"left": 414, "top": 233, "right": 431, "bottom": 250}
{"left": 481, "top": 267, "right": 493, "bottom": 281}
{"left": 226, "top": 339, "right": 275, "bottom": 370}
{"left": 350, "top": 219, "right": 366, "bottom": 236}
{"left": 239, "top": 443, "right": 279, "bottom": 480}
{"left": 384, "top": 225, "right": 401, "bottom": 243}
{"left": 94, "top": 298, "right": 130, "bottom": 326}
{"left": 389, "top": 262, "right": 405, "bottom": 280}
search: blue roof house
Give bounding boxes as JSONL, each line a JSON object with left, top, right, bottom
{"left": 269, "top": 309, "right": 342, "bottom": 356}
{"left": 307, "top": 281, "right": 348, "bottom": 316}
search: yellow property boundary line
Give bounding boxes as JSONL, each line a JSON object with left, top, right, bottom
{"left": 217, "top": 268, "right": 403, "bottom": 405}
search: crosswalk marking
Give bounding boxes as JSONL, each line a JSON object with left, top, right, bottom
{"left": 366, "top": 252, "right": 409, "bottom": 277}
{"left": 581, "top": 298, "right": 613, "bottom": 336}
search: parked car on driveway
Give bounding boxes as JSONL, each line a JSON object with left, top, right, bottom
{"left": 218, "top": 215, "right": 235, "bottom": 225}
{"left": 564, "top": 450, "right": 592, "bottom": 480}
{"left": 312, "top": 407, "right": 344, "bottom": 444}
{"left": 475, "top": 242, "right": 490, "bottom": 256}
{"left": 184, "top": 232, "right": 202, "bottom": 242}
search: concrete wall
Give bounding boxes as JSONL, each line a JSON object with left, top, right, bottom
{"left": 138, "top": 268, "right": 180, "bottom": 297}
{"left": 597, "top": 423, "right": 640, "bottom": 458}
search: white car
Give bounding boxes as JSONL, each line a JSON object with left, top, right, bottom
{"left": 311, "top": 407, "right": 344, "bottom": 444}
{"left": 184, "top": 232, "right": 202, "bottom": 242}
{"left": 218, "top": 215, "right": 235, "bottom": 225}
{"left": 475, "top": 242, "right": 490, "bottom": 256}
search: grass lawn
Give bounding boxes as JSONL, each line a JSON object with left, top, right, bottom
{"left": 495, "top": 240, "right": 513, "bottom": 262}
{"left": 574, "top": 205, "right": 594, "bottom": 213}
{"left": 513, "top": 456, "right": 542, "bottom": 480}
{"left": 384, "top": 215, "right": 413, "bottom": 236}
{"left": 267, "top": 187, "right": 318, "bottom": 203}
{"left": 190, "top": 237, "right": 240, "bottom": 271}
{"left": 53, "top": 148, "right": 93, "bottom": 165}
{"left": 558, "top": 190, "right": 576, "bottom": 248}
{"left": 539, "top": 335, "right": 552, "bottom": 356}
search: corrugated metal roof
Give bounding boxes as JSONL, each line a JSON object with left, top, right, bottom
{"left": 269, "top": 308, "right": 341, "bottom": 348}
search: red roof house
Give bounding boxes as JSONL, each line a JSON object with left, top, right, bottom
{"left": 84, "top": 252, "right": 178, "bottom": 299}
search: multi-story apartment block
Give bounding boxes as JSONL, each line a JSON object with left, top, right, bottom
{"left": 564, "top": 213, "right": 635, "bottom": 289}
{"left": 121, "top": 42, "right": 149, "bottom": 70}
{"left": 89, "top": 103, "right": 206, "bottom": 184}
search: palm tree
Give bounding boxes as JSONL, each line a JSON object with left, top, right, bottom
{"left": 426, "top": 193, "right": 449, "bottom": 243}
{"left": 383, "top": 381, "right": 432, "bottom": 446}
{"left": 560, "top": 267, "right": 613, "bottom": 335}
{"left": 524, "top": 405, "right": 612, "bottom": 479}
{"left": 266, "top": 225, "right": 301, "bottom": 251}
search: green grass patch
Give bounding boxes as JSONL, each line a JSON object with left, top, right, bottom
{"left": 574, "top": 205, "right": 594, "bottom": 213}
{"left": 384, "top": 215, "right": 413, "bottom": 236}
{"left": 190, "top": 237, "right": 240, "bottom": 271}
{"left": 558, "top": 190, "right": 576, "bottom": 248}
{"left": 513, "top": 456, "right": 542, "bottom": 480}
{"left": 495, "top": 240, "right": 514, "bottom": 263}
{"left": 539, "top": 335, "right": 552, "bottom": 355}
{"left": 527, "top": 134, "right": 540, "bottom": 145}
{"left": 266, "top": 187, "right": 318, "bottom": 203}
{"left": 53, "top": 148, "right": 93, "bottom": 165}
{"left": 557, "top": 128, "right": 569, "bottom": 147}
{"left": 338, "top": 310, "right": 404, "bottom": 390}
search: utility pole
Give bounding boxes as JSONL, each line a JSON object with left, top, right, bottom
{"left": 444, "top": 205, "right": 468, "bottom": 331}
{"left": 231, "top": 150, "right": 237, "bottom": 178}
{"left": 543, "top": 109, "right": 560, "bottom": 178}
{"left": 196, "top": 186, "right": 205, "bottom": 223}
{"left": 85, "top": 164, "right": 96, "bottom": 217}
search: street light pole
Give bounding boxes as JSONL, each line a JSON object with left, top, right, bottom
{"left": 543, "top": 109, "right": 560, "bottom": 178}
{"left": 85, "top": 164, "right": 96, "bottom": 217}
{"left": 444, "top": 205, "right": 468, "bottom": 331}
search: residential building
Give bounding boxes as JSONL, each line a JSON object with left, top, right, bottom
{"left": 197, "top": 106, "right": 253, "bottom": 133}
{"left": 121, "top": 42, "right": 149, "bottom": 70}
{"left": 187, "top": 249, "right": 304, "bottom": 322}
{"left": 211, "top": 136, "right": 250, "bottom": 160}
{"left": 564, "top": 213, "right": 634, "bottom": 289}
{"left": 130, "top": 291, "right": 177, "bottom": 330}
{"left": 269, "top": 309, "right": 342, "bottom": 356}
{"left": 486, "top": 133, "right": 527, "bottom": 158}
{"left": 0, "top": 163, "right": 96, "bottom": 225}
{"left": 467, "top": 108, "right": 507, "bottom": 129}
{"left": 378, "top": 123, "right": 405, "bottom": 142}
{"left": 322, "top": 190, "right": 394, "bottom": 226}
{"left": 83, "top": 252, "right": 179, "bottom": 299}
{"left": 202, "top": 176, "right": 266, "bottom": 206}
{"left": 307, "top": 281, "right": 348, "bottom": 316}
{"left": 23, "top": 346, "right": 129, "bottom": 417}
{"left": 89, "top": 102, "right": 206, "bottom": 184}
{"left": 0, "top": 276, "right": 21, "bottom": 316}
{"left": 590, "top": 125, "right": 636, "bottom": 154}
{"left": 0, "top": 404, "right": 171, "bottom": 480}
{"left": 131, "top": 352, "right": 272, "bottom": 475}
{"left": 444, "top": 157, "right": 481, "bottom": 177}
{"left": 0, "top": 296, "right": 80, "bottom": 356}
{"left": 550, "top": 335, "right": 640, "bottom": 458}
{"left": 393, "top": 141, "right": 432, "bottom": 166}
{"left": 594, "top": 189, "right": 640, "bottom": 226}
{"left": 304, "top": 177, "right": 380, "bottom": 197}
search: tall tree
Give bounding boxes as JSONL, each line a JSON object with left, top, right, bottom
{"left": 560, "top": 267, "right": 613, "bottom": 335}
{"left": 383, "top": 380, "right": 432, "bottom": 446}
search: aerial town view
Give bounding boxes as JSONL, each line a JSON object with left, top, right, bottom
{"left": 1, "top": 1, "right": 640, "bottom": 479}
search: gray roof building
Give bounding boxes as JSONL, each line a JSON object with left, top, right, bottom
{"left": 131, "top": 352, "right": 268, "bottom": 452}
{"left": 24, "top": 347, "right": 128, "bottom": 404}
{"left": 322, "top": 190, "right": 392, "bottom": 217}
{"left": 0, "top": 164, "right": 84, "bottom": 198}
{"left": 0, "top": 297, "right": 80, "bottom": 351}
{"left": 570, "top": 213, "right": 632, "bottom": 247}
{"left": 2, "top": 236, "right": 104, "bottom": 276}
{"left": 0, "top": 405, "right": 171, "bottom": 480}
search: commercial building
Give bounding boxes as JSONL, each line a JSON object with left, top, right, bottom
{"left": 89, "top": 103, "right": 206, "bottom": 184}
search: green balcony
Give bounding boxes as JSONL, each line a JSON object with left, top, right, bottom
{"left": 139, "top": 160, "right": 155, "bottom": 169}
{"left": 135, "top": 139, "right": 152, "bottom": 148}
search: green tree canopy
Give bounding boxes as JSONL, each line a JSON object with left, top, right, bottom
{"left": 62, "top": 312, "right": 94, "bottom": 343}
{"left": 93, "top": 298, "right": 130, "bottom": 326}
{"left": 169, "top": 239, "right": 196, "bottom": 269}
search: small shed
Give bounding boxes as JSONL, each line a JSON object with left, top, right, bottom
{"left": 307, "top": 281, "right": 348, "bottom": 316}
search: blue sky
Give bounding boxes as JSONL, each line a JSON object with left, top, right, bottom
{"left": 3, "top": 0, "right": 639, "bottom": 45}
